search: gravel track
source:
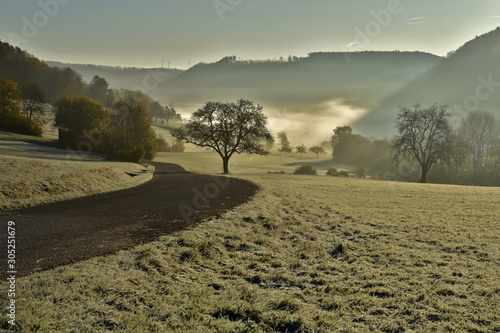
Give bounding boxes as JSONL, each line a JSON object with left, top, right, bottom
{"left": 0, "top": 161, "right": 258, "bottom": 278}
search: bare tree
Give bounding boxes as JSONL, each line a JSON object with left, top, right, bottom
{"left": 20, "top": 81, "right": 45, "bottom": 123}
{"left": 459, "top": 110, "right": 500, "bottom": 178}
{"left": 391, "top": 104, "right": 461, "bottom": 183}
{"left": 172, "top": 100, "right": 273, "bottom": 174}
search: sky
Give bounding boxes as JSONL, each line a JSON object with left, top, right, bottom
{"left": 1, "top": 0, "right": 499, "bottom": 69}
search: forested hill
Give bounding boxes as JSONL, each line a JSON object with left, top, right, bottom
{"left": 161, "top": 51, "right": 442, "bottom": 112}
{"left": 355, "top": 27, "right": 500, "bottom": 136}
{"left": 0, "top": 41, "right": 85, "bottom": 102}
{"left": 45, "top": 61, "right": 183, "bottom": 93}
{"left": 44, "top": 51, "right": 442, "bottom": 119}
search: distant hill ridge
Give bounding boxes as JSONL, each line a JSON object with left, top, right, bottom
{"left": 3, "top": 27, "right": 500, "bottom": 139}
{"left": 354, "top": 27, "right": 500, "bottom": 136}
{"left": 45, "top": 61, "right": 183, "bottom": 93}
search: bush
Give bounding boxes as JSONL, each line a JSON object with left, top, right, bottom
{"left": 294, "top": 164, "right": 317, "bottom": 175}
{"left": 326, "top": 168, "right": 340, "bottom": 177}
{"left": 339, "top": 170, "right": 349, "bottom": 178}
{"left": 142, "top": 137, "right": 159, "bottom": 160}
{"left": 355, "top": 166, "right": 366, "bottom": 178}
{"left": 114, "top": 144, "right": 145, "bottom": 163}
{"left": 373, "top": 170, "right": 388, "bottom": 180}
{"left": 2, "top": 115, "right": 43, "bottom": 137}
{"left": 171, "top": 138, "right": 185, "bottom": 152}
{"left": 156, "top": 136, "right": 170, "bottom": 152}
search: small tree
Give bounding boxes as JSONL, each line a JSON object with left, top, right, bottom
{"left": 459, "top": 110, "right": 500, "bottom": 180}
{"left": 296, "top": 144, "right": 307, "bottom": 156}
{"left": 321, "top": 140, "right": 331, "bottom": 152}
{"left": 391, "top": 103, "right": 463, "bottom": 183}
{"left": 55, "top": 96, "right": 108, "bottom": 145}
{"left": 0, "top": 77, "right": 43, "bottom": 136}
{"left": 0, "top": 78, "right": 22, "bottom": 121}
{"left": 172, "top": 99, "right": 273, "bottom": 174}
{"left": 309, "top": 145, "right": 326, "bottom": 158}
{"left": 88, "top": 75, "right": 113, "bottom": 107}
{"left": 104, "top": 99, "right": 158, "bottom": 162}
{"left": 20, "top": 81, "right": 45, "bottom": 123}
{"left": 355, "top": 166, "right": 366, "bottom": 178}
{"left": 277, "top": 131, "right": 292, "bottom": 155}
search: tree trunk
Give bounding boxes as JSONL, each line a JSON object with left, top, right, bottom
{"left": 222, "top": 157, "right": 229, "bottom": 174}
{"left": 420, "top": 167, "right": 428, "bottom": 183}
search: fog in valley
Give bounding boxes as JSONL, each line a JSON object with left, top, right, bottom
{"left": 47, "top": 29, "right": 500, "bottom": 145}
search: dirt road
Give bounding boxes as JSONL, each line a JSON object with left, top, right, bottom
{"left": 0, "top": 162, "right": 258, "bottom": 278}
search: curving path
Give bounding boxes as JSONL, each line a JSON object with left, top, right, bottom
{"left": 0, "top": 162, "right": 258, "bottom": 278}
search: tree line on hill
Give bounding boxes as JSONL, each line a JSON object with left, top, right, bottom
{"left": 0, "top": 41, "right": 86, "bottom": 102}
{"left": 0, "top": 73, "right": 185, "bottom": 163}
{"left": 0, "top": 40, "right": 184, "bottom": 163}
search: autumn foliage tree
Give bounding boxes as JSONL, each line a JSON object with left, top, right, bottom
{"left": 104, "top": 99, "right": 158, "bottom": 162}
{"left": 55, "top": 96, "right": 108, "bottom": 148}
{"left": 172, "top": 99, "right": 273, "bottom": 174}
{"left": 0, "top": 77, "right": 43, "bottom": 136}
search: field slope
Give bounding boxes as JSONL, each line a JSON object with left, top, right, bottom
{"left": 1, "top": 172, "right": 498, "bottom": 332}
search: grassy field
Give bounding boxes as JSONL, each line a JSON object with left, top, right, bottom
{"left": 1, "top": 152, "right": 498, "bottom": 332}
{"left": 155, "top": 151, "right": 343, "bottom": 175}
{"left": 0, "top": 131, "right": 153, "bottom": 211}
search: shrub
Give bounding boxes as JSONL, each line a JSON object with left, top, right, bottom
{"left": 339, "top": 170, "right": 349, "bottom": 177}
{"left": 326, "top": 168, "right": 340, "bottom": 177}
{"left": 2, "top": 115, "right": 43, "bottom": 137}
{"left": 114, "top": 144, "right": 145, "bottom": 163}
{"left": 373, "top": 170, "right": 388, "bottom": 180}
{"left": 156, "top": 136, "right": 170, "bottom": 152}
{"left": 171, "top": 138, "right": 185, "bottom": 152}
{"left": 294, "top": 164, "right": 317, "bottom": 175}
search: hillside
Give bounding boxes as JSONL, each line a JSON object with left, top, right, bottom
{"left": 17, "top": 28, "right": 500, "bottom": 140}
{"left": 46, "top": 51, "right": 441, "bottom": 141}
{"left": 355, "top": 27, "right": 500, "bottom": 136}
{"left": 162, "top": 51, "right": 442, "bottom": 111}
{"left": 0, "top": 41, "right": 85, "bottom": 102}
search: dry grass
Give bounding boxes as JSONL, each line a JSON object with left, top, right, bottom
{"left": 2, "top": 173, "right": 498, "bottom": 332}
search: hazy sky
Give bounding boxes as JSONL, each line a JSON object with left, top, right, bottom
{"left": 0, "top": 0, "right": 499, "bottom": 69}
